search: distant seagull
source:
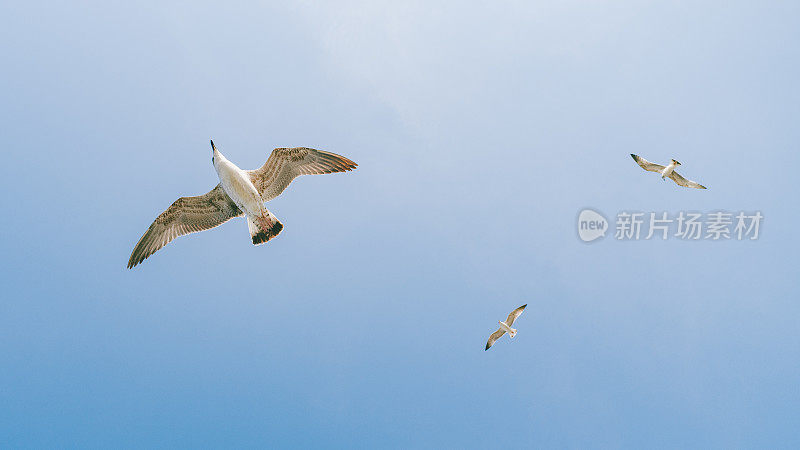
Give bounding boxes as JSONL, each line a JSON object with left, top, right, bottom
{"left": 630, "top": 154, "right": 707, "bottom": 189}
{"left": 485, "top": 304, "right": 527, "bottom": 351}
{"left": 127, "top": 141, "right": 357, "bottom": 268}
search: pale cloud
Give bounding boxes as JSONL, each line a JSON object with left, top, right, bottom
{"left": 290, "top": 1, "right": 638, "bottom": 132}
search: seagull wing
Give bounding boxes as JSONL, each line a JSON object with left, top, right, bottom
{"left": 505, "top": 304, "right": 527, "bottom": 326}
{"left": 669, "top": 170, "right": 707, "bottom": 189}
{"left": 248, "top": 147, "right": 357, "bottom": 202}
{"left": 127, "top": 184, "right": 242, "bottom": 268}
{"left": 631, "top": 154, "right": 665, "bottom": 173}
{"left": 485, "top": 329, "right": 506, "bottom": 351}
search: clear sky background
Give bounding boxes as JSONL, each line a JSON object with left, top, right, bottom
{"left": 1, "top": 1, "right": 799, "bottom": 448}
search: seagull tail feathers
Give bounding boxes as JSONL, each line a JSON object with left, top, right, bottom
{"left": 247, "top": 213, "right": 283, "bottom": 245}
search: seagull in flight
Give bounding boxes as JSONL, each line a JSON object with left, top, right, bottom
{"left": 485, "top": 304, "right": 527, "bottom": 351}
{"left": 630, "top": 154, "right": 707, "bottom": 189}
{"left": 127, "top": 140, "right": 357, "bottom": 268}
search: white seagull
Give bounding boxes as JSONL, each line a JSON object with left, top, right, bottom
{"left": 127, "top": 140, "right": 357, "bottom": 268}
{"left": 630, "top": 154, "right": 707, "bottom": 189}
{"left": 485, "top": 304, "right": 527, "bottom": 351}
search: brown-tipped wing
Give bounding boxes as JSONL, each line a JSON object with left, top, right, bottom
{"left": 669, "top": 171, "right": 707, "bottom": 189}
{"left": 506, "top": 304, "right": 527, "bottom": 326}
{"left": 127, "top": 184, "right": 242, "bottom": 268}
{"left": 248, "top": 147, "right": 357, "bottom": 202}
{"left": 485, "top": 329, "right": 506, "bottom": 351}
{"left": 631, "top": 154, "right": 665, "bottom": 173}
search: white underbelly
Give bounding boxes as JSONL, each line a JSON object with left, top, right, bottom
{"left": 661, "top": 166, "right": 675, "bottom": 177}
{"left": 217, "top": 166, "right": 263, "bottom": 216}
{"left": 499, "top": 322, "right": 514, "bottom": 333}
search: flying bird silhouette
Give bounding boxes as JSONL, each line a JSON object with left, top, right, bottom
{"left": 630, "top": 154, "right": 707, "bottom": 189}
{"left": 485, "top": 304, "right": 527, "bottom": 351}
{"left": 127, "top": 141, "right": 357, "bottom": 268}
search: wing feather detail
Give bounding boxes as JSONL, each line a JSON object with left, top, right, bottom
{"left": 631, "top": 154, "right": 665, "bottom": 173}
{"left": 669, "top": 171, "right": 707, "bottom": 189}
{"left": 506, "top": 304, "right": 527, "bottom": 326}
{"left": 127, "top": 184, "right": 242, "bottom": 268}
{"left": 485, "top": 329, "right": 506, "bottom": 351}
{"left": 248, "top": 147, "right": 357, "bottom": 202}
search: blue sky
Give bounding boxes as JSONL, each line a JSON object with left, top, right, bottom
{"left": 1, "top": 1, "right": 799, "bottom": 447}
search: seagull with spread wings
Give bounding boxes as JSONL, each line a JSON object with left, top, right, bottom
{"left": 485, "top": 304, "right": 527, "bottom": 351}
{"left": 630, "top": 154, "right": 707, "bottom": 189}
{"left": 127, "top": 140, "right": 356, "bottom": 268}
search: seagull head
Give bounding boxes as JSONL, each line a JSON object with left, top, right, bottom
{"left": 671, "top": 159, "right": 681, "bottom": 166}
{"left": 210, "top": 140, "right": 222, "bottom": 164}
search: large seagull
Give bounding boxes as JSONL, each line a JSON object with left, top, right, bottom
{"left": 630, "top": 154, "right": 707, "bottom": 189}
{"left": 127, "top": 141, "right": 357, "bottom": 268}
{"left": 485, "top": 304, "right": 527, "bottom": 351}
